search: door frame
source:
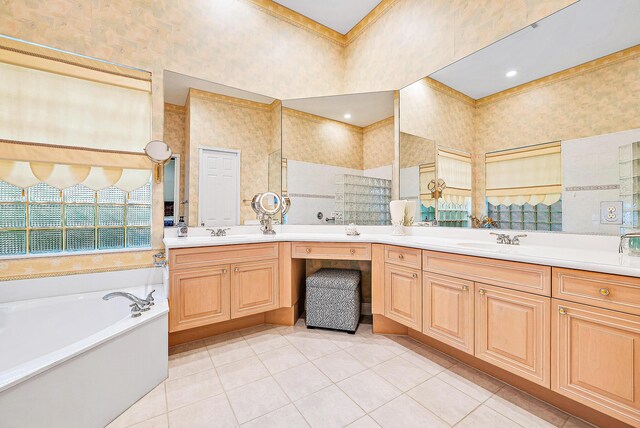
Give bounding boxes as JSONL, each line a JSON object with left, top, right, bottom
{"left": 168, "top": 154, "right": 180, "bottom": 226}
{"left": 198, "top": 147, "right": 241, "bottom": 226}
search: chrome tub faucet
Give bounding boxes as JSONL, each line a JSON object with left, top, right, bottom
{"left": 103, "top": 290, "right": 155, "bottom": 317}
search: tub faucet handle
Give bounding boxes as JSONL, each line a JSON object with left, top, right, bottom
{"left": 145, "top": 290, "right": 156, "bottom": 306}
{"left": 129, "top": 303, "right": 144, "bottom": 317}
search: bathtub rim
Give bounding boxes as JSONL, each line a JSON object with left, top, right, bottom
{"left": 0, "top": 285, "right": 168, "bottom": 393}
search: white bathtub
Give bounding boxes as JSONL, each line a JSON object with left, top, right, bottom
{"left": 0, "top": 269, "right": 168, "bottom": 428}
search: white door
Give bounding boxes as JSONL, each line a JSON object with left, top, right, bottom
{"left": 199, "top": 149, "right": 239, "bottom": 226}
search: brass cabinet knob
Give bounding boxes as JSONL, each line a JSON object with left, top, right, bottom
{"left": 234, "top": 267, "right": 239, "bottom": 272}
{"left": 412, "top": 273, "right": 418, "bottom": 278}
{"left": 462, "top": 285, "right": 469, "bottom": 291}
{"left": 222, "top": 269, "right": 227, "bottom": 274}
{"left": 479, "top": 289, "right": 485, "bottom": 295}
{"left": 305, "top": 248, "right": 311, "bottom": 253}
{"left": 599, "top": 288, "right": 611, "bottom": 296}
{"left": 350, "top": 249, "right": 355, "bottom": 254}
{"left": 559, "top": 306, "right": 567, "bottom": 315}
{"left": 399, "top": 254, "right": 404, "bottom": 259}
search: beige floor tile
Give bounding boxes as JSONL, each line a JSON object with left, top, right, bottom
{"left": 165, "top": 368, "right": 224, "bottom": 411}
{"left": 371, "top": 356, "right": 432, "bottom": 392}
{"left": 368, "top": 335, "right": 412, "bottom": 356}
{"left": 129, "top": 414, "right": 169, "bottom": 428}
{"left": 169, "top": 340, "right": 207, "bottom": 356}
{"left": 168, "top": 349, "right": 214, "bottom": 380}
{"left": 167, "top": 394, "right": 237, "bottom": 428}
{"left": 108, "top": 384, "right": 167, "bottom": 428}
{"left": 320, "top": 330, "right": 369, "bottom": 349}
{"left": 274, "top": 362, "right": 333, "bottom": 401}
{"left": 207, "top": 337, "right": 256, "bottom": 368}
{"left": 399, "top": 345, "right": 456, "bottom": 376}
{"left": 312, "top": 349, "right": 367, "bottom": 382}
{"left": 241, "top": 403, "right": 309, "bottom": 427}
{"left": 202, "top": 330, "right": 242, "bottom": 346}
{"left": 216, "top": 355, "right": 270, "bottom": 391}
{"left": 355, "top": 323, "right": 373, "bottom": 336}
{"left": 436, "top": 363, "right": 504, "bottom": 402}
{"left": 294, "top": 385, "right": 365, "bottom": 428}
{"left": 486, "top": 385, "right": 569, "bottom": 428}
{"left": 238, "top": 324, "right": 277, "bottom": 336}
{"left": 456, "top": 404, "right": 521, "bottom": 428}
{"left": 285, "top": 331, "right": 341, "bottom": 360}
{"left": 346, "top": 415, "right": 381, "bottom": 427}
{"left": 369, "top": 395, "right": 448, "bottom": 428}
{"left": 385, "top": 335, "right": 422, "bottom": 351}
{"left": 563, "top": 416, "right": 597, "bottom": 427}
{"left": 407, "top": 377, "right": 480, "bottom": 425}
{"left": 226, "top": 377, "right": 290, "bottom": 424}
{"left": 344, "top": 342, "right": 397, "bottom": 368}
{"left": 259, "top": 344, "right": 308, "bottom": 374}
{"left": 245, "top": 330, "right": 290, "bottom": 354}
{"left": 337, "top": 370, "right": 401, "bottom": 412}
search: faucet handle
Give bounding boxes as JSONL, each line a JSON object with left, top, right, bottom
{"left": 145, "top": 290, "right": 155, "bottom": 306}
{"left": 512, "top": 234, "right": 527, "bottom": 245}
{"left": 490, "top": 232, "right": 508, "bottom": 243}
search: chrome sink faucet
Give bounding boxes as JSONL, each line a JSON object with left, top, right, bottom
{"left": 207, "top": 228, "right": 231, "bottom": 237}
{"left": 103, "top": 290, "right": 155, "bottom": 317}
{"left": 490, "top": 233, "right": 527, "bottom": 245}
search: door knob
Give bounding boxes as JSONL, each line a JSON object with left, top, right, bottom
{"left": 558, "top": 306, "right": 567, "bottom": 315}
{"left": 479, "top": 289, "right": 486, "bottom": 295}
{"left": 399, "top": 254, "right": 404, "bottom": 259}
{"left": 350, "top": 249, "right": 355, "bottom": 255}
{"left": 222, "top": 269, "right": 227, "bottom": 274}
{"left": 599, "top": 288, "right": 610, "bottom": 296}
{"left": 306, "top": 248, "right": 311, "bottom": 253}
{"left": 234, "top": 267, "right": 239, "bottom": 272}
{"left": 412, "top": 273, "right": 418, "bottom": 278}
{"left": 462, "top": 285, "right": 469, "bottom": 291}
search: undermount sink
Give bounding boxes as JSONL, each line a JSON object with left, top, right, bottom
{"left": 456, "top": 242, "right": 503, "bottom": 250}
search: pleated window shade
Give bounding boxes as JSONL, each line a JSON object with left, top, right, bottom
{"left": 438, "top": 149, "right": 472, "bottom": 204}
{"left": 0, "top": 41, "right": 151, "bottom": 153}
{"left": 486, "top": 142, "right": 562, "bottom": 206}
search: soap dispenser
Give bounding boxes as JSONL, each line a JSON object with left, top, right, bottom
{"left": 176, "top": 216, "right": 188, "bottom": 237}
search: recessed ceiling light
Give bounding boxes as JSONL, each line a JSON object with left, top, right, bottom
{"left": 344, "top": 113, "right": 351, "bottom": 119}
{"left": 505, "top": 70, "right": 518, "bottom": 78}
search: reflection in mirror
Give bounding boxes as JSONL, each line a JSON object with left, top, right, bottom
{"left": 164, "top": 71, "right": 281, "bottom": 227}
{"left": 400, "top": 0, "right": 640, "bottom": 235}
{"left": 163, "top": 156, "right": 180, "bottom": 226}
{"left": 282, "top": 92, "right": 395, "bottom": 225}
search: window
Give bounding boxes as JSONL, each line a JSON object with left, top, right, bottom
{"left": 487, "top": 200, "right": 562, "bottom": 231}
{"left": 0, "top": 181, "right": 151, "bottom": 256}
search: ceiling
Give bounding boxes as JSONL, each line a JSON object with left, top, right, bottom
{"left": 272, "top": 0, "right": 382, "bottom": 35}
{"left": 430, "top": 0, "right": 640, "bottom": 99}
{"left": 164, "top": 71, "right": 275, "bottom": 106}
{"left": 283, "top": 91, "right": 395, "bottom": 128}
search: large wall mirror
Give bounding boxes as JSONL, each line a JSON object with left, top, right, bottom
{"left": 281, "top": 92, "right": 395, "bottom": 225}
{"left": 400, "top": 0, "right": 640, "bottom": 234}
{"left": 164, "top": 71, "right": 282, "bottom": 227}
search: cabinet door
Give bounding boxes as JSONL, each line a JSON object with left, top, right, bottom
{"left": 423, "top": 273, "right": 474, "bottom": 354}
{"left": 169, "top": 265, "right": 230, "bottom": 332}
{"left": 475, "top": 283, "right": 550, "bottom": 387}
{"left": 231, "top": 259, "right": 279, "bottom": 318}
{"left": 552, "top": 300, "right": 640, "bottom": 426}
{"left": 384, "top": 263, "right": 421, "bottom": 330}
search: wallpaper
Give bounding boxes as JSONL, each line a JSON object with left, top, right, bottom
{"left": 399, "top": 133, "right": 435, "bottom": 169}
{"left": 363, "top": 117, "right": 395, "bottom": 170}
{"left": 344, "top": 0, "right": 577, "bottom": 93}
{"left": 186, "top": 89, "right": 278, "bottom": 225}
{"left": 282, "top": 108, "right": 364, "bottom": 170}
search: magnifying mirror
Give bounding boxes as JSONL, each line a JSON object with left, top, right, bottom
{"left": 144, "top": 140, "right": 172, "bottom": 183}
{"left": 257, "top": 192, "right": 282, "bottom": 216}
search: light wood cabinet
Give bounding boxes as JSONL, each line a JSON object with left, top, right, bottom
{"left": 231, "top": 259, "right": 279, "bottom": 318}
{"left": 384, "top": 263, "right": 422, "bottom": 330}
{"left": 475, "top": 283, "right": 550, "bottom": 387}
{"left": 291, "top": 242, "right": 371, "bottom": 260}
{"left": 423, "top": 273, "right": 474, "bottom": 354}
{"left": 552, "top": 299, "right": 640, "bottom": 426}
{"left": 384, "top": 245, "right": 421, "bottom": 269}
{"left": 169, "top": 265, "right": 230, "bottom": 332}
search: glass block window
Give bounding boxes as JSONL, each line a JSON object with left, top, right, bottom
{"left": 0, "top": 181, "right": 152, "bottom": 256}
{"left": 487, "top": 200, "right": 562, "bottom": 231}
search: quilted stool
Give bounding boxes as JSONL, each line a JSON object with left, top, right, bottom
{"left": 305, "top": 268, "right": 361, "bottom": 333}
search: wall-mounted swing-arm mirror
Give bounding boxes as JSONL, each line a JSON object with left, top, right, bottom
{"left": 144, "top": 140, "right": 172, "bottom": 183}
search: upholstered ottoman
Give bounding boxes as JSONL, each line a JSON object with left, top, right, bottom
{"left": 305, "top": 268, "right": 361, "bottom": 333}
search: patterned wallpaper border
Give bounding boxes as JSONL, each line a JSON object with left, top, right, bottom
{"left": 565, "top": 185, "right": 619, "bottom": 192}
{"left": 289, "top": 193, "right": 335, "bottom": 199}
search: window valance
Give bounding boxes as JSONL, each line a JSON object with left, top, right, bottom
{"left": 486, "top": 142, "right": 562, "bottom": 206}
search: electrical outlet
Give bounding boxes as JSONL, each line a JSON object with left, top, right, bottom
{"left": 600, "top": 201, "right": 623, "bottom": 225}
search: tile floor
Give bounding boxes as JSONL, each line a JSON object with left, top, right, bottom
{"left": 108, "top": 319, "right": 594, "bottom": 428}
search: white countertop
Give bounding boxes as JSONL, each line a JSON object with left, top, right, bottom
{"left": 163, "top": 226, "right": 640, "bottom": 277}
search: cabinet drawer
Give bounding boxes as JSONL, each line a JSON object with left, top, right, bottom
{"left": 553, "top": 268, "right": 640, "bottom": 316}
{"left": 552, "top": 299, "right": 640, "bottom": 426}
{"left": 385, "top": 245, "right": 421, "bottom": 269}
{"left": 423, "top": 250, "right": 551, "bottom": 296}
{"left": 292, "top": 242, "right": 371, "bottom": 260}
{"left": 170, "top": 243, "right": 278, "bottom": 270}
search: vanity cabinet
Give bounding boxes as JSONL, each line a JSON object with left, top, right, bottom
{"left": 422, "top": 273, "right": 474, "bottom": 354}
{"left": 231, "top": 259, "right": 279, "bottom": 318}
{"left": 384, "top": 263, "right": 422, "bottom": 330}
{"left": 475, "top": 283, "right": 550, "bottom": 387}
{"left": 552, "top": 299, "right": 640, "bottom": 426}
{"left": 168, "top": 243, "right": 279, "bottom": 333}
{"left": 169, "top": 265, "right": 231, "bottom": 332}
